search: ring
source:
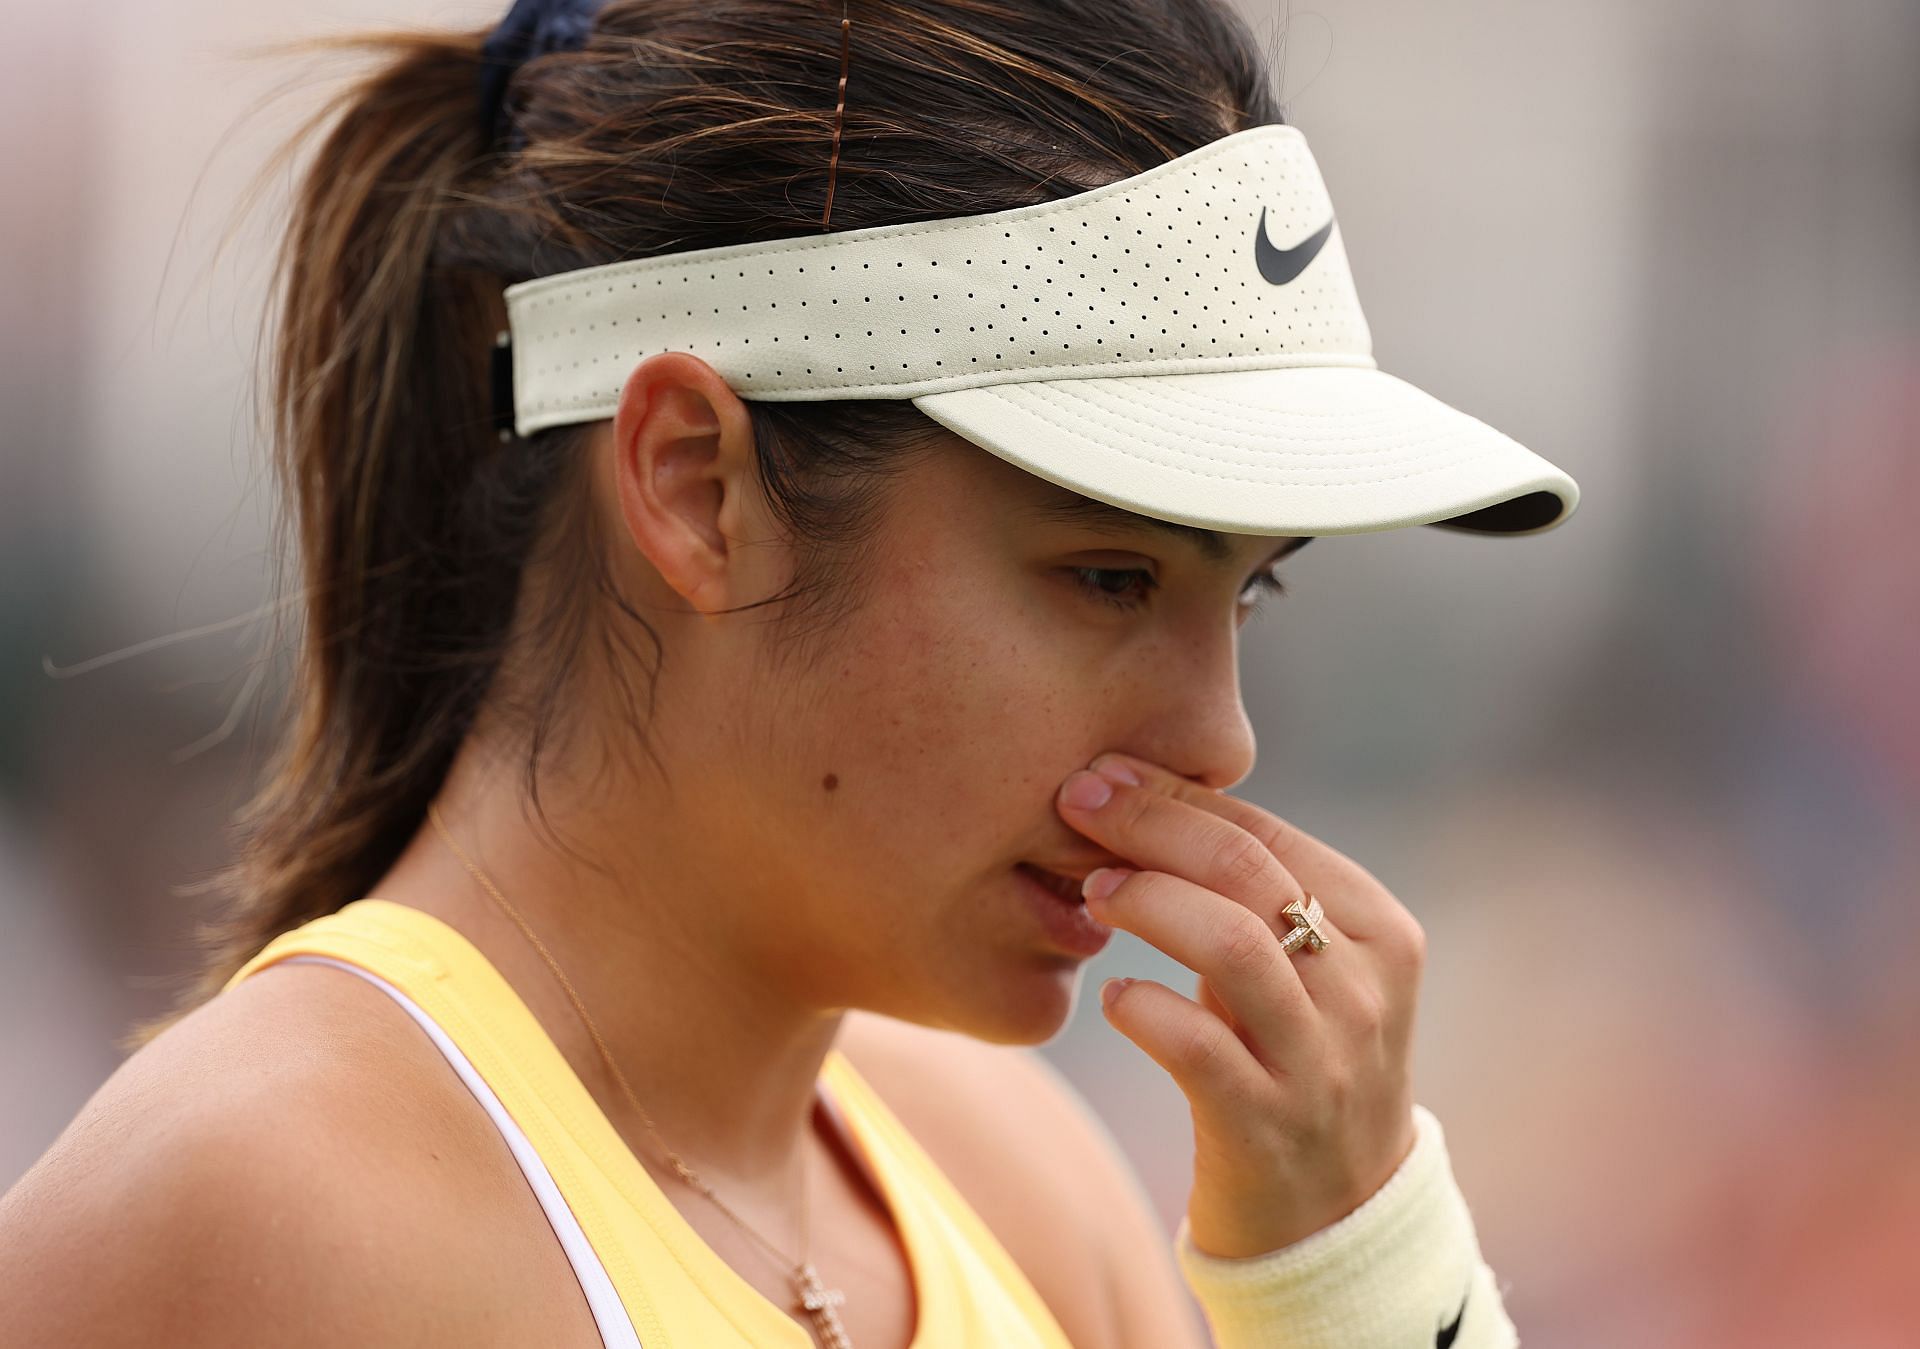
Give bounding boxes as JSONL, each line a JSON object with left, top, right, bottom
{"left": 1278, "top": 894, "right": 1331, "bottom": 955}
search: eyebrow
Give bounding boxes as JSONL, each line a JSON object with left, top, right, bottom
{"left": 1021, "top": 493, "right": 1316, "bottom": 566}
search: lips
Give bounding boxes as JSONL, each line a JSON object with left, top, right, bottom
{"left": 1019, "top": 862, "right": 1088, "bottom": 904}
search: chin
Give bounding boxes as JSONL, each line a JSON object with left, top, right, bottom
{"left": 907, "top": 953, "right": 1090, "bottom": 1048}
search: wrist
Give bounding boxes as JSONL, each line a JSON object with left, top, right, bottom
{"left": 1173, "top": 1105, "right": 1517, "bottom": 1348}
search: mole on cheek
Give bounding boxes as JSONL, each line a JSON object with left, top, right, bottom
{"left": 822, "top": 772, "right": 840, "bottom": 792}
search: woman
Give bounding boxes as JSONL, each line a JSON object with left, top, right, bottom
{"left": 0, "top": 1, "right": 1576, "bottom": 1344}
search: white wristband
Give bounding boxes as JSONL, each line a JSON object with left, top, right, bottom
{"left": 1173, "top": 1105, "right": 1517, "bottom": 1348}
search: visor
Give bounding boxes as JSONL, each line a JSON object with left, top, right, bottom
{"left": 500, "top": 123, "right": 1578, "bottom": 537}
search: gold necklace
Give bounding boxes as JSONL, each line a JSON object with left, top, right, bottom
{"left": 427, "top": 802, "right": 854, "bottom": 1349}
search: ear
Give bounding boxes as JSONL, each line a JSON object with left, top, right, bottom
{"left": 606, "top": 351, "right": 767, "bottom": 614}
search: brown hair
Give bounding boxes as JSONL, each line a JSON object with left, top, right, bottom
{"left": 125, "top": 0, "right": 1286, "bottom": 1051}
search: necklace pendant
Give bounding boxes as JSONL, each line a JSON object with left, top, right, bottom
{"left": 795, "top": 1261, "right": 854, "bottom": 1349}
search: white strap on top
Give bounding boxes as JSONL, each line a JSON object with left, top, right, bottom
{"left": 277, "top": 954, "right": 640, "bottom": 1348}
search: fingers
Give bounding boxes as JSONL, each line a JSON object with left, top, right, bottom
{"left": 1059, "top": 754, "right": 1426, "bottom": 1034}
{"left": 1065, "top": 753, "right": 1429, "bottom": 1254}
{"left": 1097, "top": 975, "right": 1276, "bottom": 1118}
{"left": 1085, "top": 870, "right": 1318, "bottom": 1058}
{"left": 1084, "top": 752, "right": 1416, "bottom": 949}
{"left": 1095, "top": 864, "right": 1388, "bottom": 1055}
{"left": 1061, "top": 768, "right": 1309, "bottom": 931}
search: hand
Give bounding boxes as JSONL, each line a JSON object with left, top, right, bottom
{"left": 1056, "top": 751, "right": 1426, "bottom": 1258}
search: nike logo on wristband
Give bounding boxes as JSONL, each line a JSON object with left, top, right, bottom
{"left": 1253, "top": 208, "right": 1334, "bottom": 286}
{"left": 1436, "top": 1289, "right": 1469, "bottom": 1347}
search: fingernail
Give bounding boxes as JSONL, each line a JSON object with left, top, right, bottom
{"left": 1060, "top": 771, "right": 1113, "bottom": 811}
{"left": 1090, "top": 755, "right": 1142, "bottom": 786}
{"left": 1101, "top": 977, "right": 1133, "bottom": 1010}
{"left": 1082, "top": 867, "right": 1129, "bottom": 903}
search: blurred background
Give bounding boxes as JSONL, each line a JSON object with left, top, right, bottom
{"left": 3, "top": 1, "right": 1916, "bottom": 1344}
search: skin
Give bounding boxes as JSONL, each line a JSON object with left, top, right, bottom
{"left": 374, "top": 346, "right": 1422, "bottom": 1265}
{"left": 1063, "top": 754, "right": 1424, "bottom": 1255}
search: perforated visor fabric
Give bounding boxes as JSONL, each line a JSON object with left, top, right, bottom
{"left": 503, "top": 123, "right": 1579, "bottom": 537}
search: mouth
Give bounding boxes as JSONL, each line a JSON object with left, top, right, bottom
{"left": 1017, "top": 862, "right": 1086, "bottom": 904}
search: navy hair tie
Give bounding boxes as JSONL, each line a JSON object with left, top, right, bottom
{"left": 477, "top": 0, "right": 609, "bottom": 152}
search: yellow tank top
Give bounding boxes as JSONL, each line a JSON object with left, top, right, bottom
{"left": 223, "top": 897, "right": 1076, "bottom": 1349}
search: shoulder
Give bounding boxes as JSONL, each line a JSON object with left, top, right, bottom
{"left": 0, "top": 961, "right": 592, "bottom": 1347}
{"left": 835, "top": 1010, "right": 1204, "bottom": 1349}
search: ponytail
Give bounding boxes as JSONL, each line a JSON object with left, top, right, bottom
{"left": 121, "top": 25, "right": 589, "bottom": 1050}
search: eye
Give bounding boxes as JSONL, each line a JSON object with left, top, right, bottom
{"left": 1065, "top": 563, "right": 1293, "bottom": 617}
{"left": 1067, "top": 566, "right": 1157, "bottom": 611}
{"left": 1238, "top": 564, "right": 1290, "bottom": 621}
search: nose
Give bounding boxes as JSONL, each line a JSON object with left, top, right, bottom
{"left": 1117, "top": 630, "right": 1257, "bottom": 793}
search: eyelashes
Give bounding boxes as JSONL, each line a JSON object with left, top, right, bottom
{"left": 1066, "top": 565, "right": 1290, "bottom": 617}
{"left": 1241, "top": 566, "right": 1290, "bottom": 619}
{"left": 1066, "top": 566, "right": 1157, "bottom": 609}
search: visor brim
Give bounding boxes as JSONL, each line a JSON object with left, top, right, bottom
{"left": 911, "top": 364, "right": 1578, "bottom": 537}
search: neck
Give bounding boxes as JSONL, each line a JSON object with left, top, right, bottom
{"left": 377, "top": 733, "right": 846, "bottom": 1191}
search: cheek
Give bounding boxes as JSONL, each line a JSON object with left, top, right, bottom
{"left": 805, "top": 588, "right": 1091, "bottom": 867}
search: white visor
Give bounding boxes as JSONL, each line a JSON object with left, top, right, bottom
{"left": 500, "top": 123, "right": 1579, "bottom": 537}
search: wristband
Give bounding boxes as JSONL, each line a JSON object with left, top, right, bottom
{"left": 1173, "top": 1105, "right": 1517, "bottom": 1348}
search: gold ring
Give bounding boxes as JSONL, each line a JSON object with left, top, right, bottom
{"left": 1278, "top": 894, "right": 1331, "bottom": 955}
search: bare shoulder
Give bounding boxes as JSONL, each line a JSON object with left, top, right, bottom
{"left": 0, "top": 962, "right": 598, "bottom": 1347}
{"left": 836, "top": 1010, "right": 1204, "bottom": 1349}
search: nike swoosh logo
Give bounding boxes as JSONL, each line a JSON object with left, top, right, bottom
{"left": 1437, "top": 1289, "right": 1469, "bottom": 1347}
{"left": 1253, "top": 207, "right": 1334, "bottom": 286}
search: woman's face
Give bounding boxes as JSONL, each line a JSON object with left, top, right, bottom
{"left": 662, "top": 430, "right": 1305, "bottom": 1046}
